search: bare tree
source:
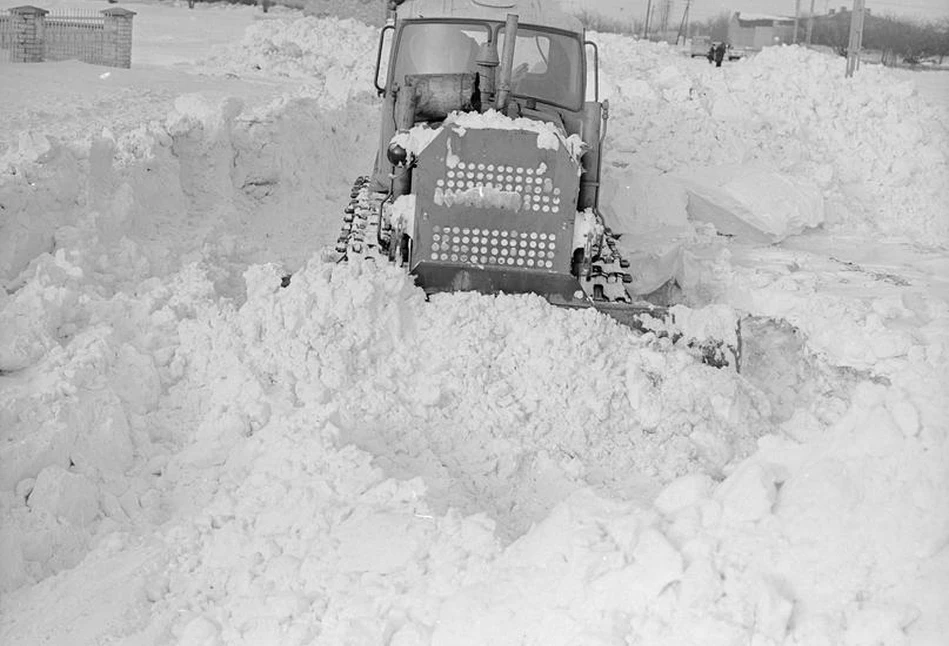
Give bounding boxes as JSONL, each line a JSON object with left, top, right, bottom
{"left": 698, "top": 11, "right": 731, "bottom": 41}
{"left": 811, "top": 10, "right": 949, "bottom": 65}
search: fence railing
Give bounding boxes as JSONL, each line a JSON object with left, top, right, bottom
{"left": 0, "top": 5, "right": 135, "bottom": 68}
{"left": 45, "top": 10, "right": 105, "bottom": 63}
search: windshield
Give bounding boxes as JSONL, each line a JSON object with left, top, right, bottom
{"left": 391, "top": 21, "right": 585, "bottom": 112}
{"left": 391, "top": 22, "right": 490, "bottom": 85}
{"left": 498, "top": 27, "right": 583, "bottom": 111}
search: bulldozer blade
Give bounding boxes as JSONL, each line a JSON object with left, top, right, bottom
{"left": 553, "top": 299, "right": 742, "bottom": 371}
{"left": 414, "top": 264, "right": 740, "bottom": 370}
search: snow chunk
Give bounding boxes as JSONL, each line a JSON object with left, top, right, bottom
{"left": 390, "top": 194, "right": 417, "bottom": 233}
{"left": 630, "top": 526, "right": 685, "bottom": 594}
{"left": 715, "top": 461, "right": 783, "bottom": 523}
{"left": 670, "top": 303, "right": 741, "bottom": 352}
{"left": 654, "top": 473, "right": 714, "bottom": 516}
{"left": 333, "top": 511, "right": 434, "bottom": 574}
{"left": 169, "top": 94, "right": 244, "bottom": 133}
{"left": 680, "top": 165, "right": 825, "bottom": 242}
{"left": 27, "top": 465, "right": 99, "bottom": 527}
{"left": 390, "top": 124, "right": 441, "bottom": 158}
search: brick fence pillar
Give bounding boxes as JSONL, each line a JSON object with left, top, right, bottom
{"left": 10, "top": 5, "right": 48, "bottom": 63}
{"left": 101, "top": 7, "right": 135, "bottom": 68}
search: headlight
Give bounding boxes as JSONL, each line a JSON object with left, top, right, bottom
{"left": 386, "top": 143, "right": 409, "bottom": 167}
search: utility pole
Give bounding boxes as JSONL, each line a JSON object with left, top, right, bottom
{"left": 793, "top": 0, "right": 801, "bottom": 43}
{"left": 676, "top": 0, "right": 692, "bottom": 46}
{"left": 806, "top": 0, "right": 816, "bottom": 44}
{"left": 643, "top": 0, "right": 653, "bottom": 38}
{"left": 658, "top": 0, "right": 672, "bottom": 33}
{"left": 845, "top": 0, "right": 865, "bottom": 77}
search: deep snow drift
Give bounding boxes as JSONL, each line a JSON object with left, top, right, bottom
{"left": 1, "top": 5, "right": 947, "bottom": 646}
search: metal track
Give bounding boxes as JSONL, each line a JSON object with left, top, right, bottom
{"left": 335, "top": 176, "right": 393, "bottom": 263}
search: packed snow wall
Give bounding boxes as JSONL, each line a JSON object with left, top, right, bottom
{"left": 0, "top": 95, "right": 379, "bottom": 289}
{"left": 0, "top": 93, "right": 378, "bottom": 595}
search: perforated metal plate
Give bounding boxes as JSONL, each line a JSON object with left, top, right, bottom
{"left": 411, "top": 127, "right": 579, "bottom": 280}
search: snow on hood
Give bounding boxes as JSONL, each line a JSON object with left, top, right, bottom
{"left": 446, "top": 109, "right": 586, "bottom": 158}
{"left": 391, "top": 109, "right": 586, "bottom": 161}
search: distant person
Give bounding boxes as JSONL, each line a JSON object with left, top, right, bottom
{"left": 714, "top": 42, "right": 726, "bottom": 67}
{"left": 707, "top": 44, "right": 715, "bottom": 64}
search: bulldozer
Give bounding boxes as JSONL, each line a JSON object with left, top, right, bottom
{"left": 331, "top": 0, "right": 740, "bottom": 368}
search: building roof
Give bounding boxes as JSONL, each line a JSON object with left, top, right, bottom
{"left": 734, "top": 11, "right": 795, "bottom": 24}
{"left": 396, "top": 0, "right": 583, "bottom": 33}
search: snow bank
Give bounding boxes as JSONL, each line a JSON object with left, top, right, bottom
{"left": 594, "top": 37, "right": 949, "bottom": 247}
{"left": 1, "top": 257, "right": 771, "bottom": 643}
{"left": 4, "top": 245, "right": 944, "bottom": 644}
{"left": 200, "top": 16, "right": 379, "bottom": 107}
{"left": 0, "top": 93, "right": 378, "bottom": 288}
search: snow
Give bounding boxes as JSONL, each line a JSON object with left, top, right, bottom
{"left": 447, "top": 109, "right": 586, "bottom": 158}
{"left": 735, "top": 12, "right": 795, "bottom": 22}
{"left": 0, "top": 3, "right": 947, "bottom": 645}
{"left": 595, "top": 38, "right": 949, "bottom": 248}
{"left": 200, "top": 15, "right": 379, "bottom": 107}
{"left": 395, "top": 109, "right": 586, "bottom": 160}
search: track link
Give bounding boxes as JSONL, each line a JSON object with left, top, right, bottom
{"left": 335, "top": 176, "right": 391, "bottom": 262}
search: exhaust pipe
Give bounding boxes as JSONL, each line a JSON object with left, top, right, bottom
{"left": 495, "top": 13, "right": 518, "bottom": 113}
{"left": 475, "top": 37, "right": 500, "bottom": 112}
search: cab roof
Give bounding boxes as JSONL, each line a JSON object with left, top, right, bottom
{"left": 395, "top": 0, "right": 584, "bottom": 34}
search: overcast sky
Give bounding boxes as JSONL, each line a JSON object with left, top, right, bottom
{"left": 567, "top": 0, "right": 949, "bottom": 23}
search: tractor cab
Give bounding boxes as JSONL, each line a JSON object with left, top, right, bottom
{"left": 370, "top": 0, "right": 605, "bottom": 211}
{"left": 388, "top": 20, "right": 584, "bottom": 113}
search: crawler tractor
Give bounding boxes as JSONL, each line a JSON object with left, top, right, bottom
{"left": 334, "top": 0, "right": 738, "bottom": 367}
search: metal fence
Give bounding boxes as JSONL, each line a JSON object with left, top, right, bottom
{"left": 44, "top": 9, "right": 105, "bottom": 63}
{"left": 0, "top": 7, "right": 135, "bottom": 67}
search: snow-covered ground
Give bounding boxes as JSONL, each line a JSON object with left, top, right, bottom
{"left": 1, "top": 2, "right": 947, "bottom": 645}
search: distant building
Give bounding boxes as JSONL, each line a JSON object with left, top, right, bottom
{"left": 728, "top": 12, "right": 796, "bottom": 49}
{"left": 825, "top": 5, "right": 872, "bottom": 17}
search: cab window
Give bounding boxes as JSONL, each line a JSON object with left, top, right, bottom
{"left": 391, "top": 22, "right": 490, "bottom": 85}
{"left": 498, "top": 27, "right": 583, "bottom": 111}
